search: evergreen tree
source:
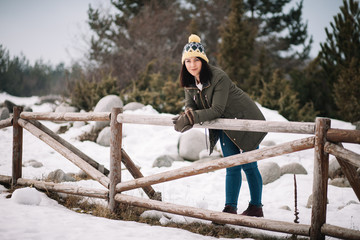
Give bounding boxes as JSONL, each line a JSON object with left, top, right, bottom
{"left": 218, "top": 0, "right": 257, "bottom": 87}
{"left": 245, "top": 0, "right": 312, "bottom": 72}
{"left": 319, "top": 0, "right": 360, "bottom": 121}
{"left": 259, "top": 69, "right": 317, "bottom": 121}
{"left": 334, "top": 58, "right": 360, "bottom": 122}
{"left": 217, "top": 0, "right": 312, "bottom": 90}
{"left": 290, "top": 57, "right": 332, "bottom": 117}
{"left": 245, "top": 47, "right": 273, "bottom": 98}
{"left": 124, "top": 59, "right": 183, "bottom": 114}
{"left": 185, "top": 0, "right": 231, "bottom": 63}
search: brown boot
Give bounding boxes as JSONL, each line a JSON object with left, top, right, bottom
{"left": 222, "top": 205, "right": 237, "bottom": 214}
{"left": 212, "top": 205, "right": 237, "bottom": 225}
{"left": 241, "top": 203, "right": 264, "bottom": 217}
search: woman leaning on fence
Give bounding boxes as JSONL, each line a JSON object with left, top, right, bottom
{"left": 172, "top": 34, "right": 267, "bottom": 217}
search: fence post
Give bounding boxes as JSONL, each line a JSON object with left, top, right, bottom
{"left": 310, "top": 117, "right": 331, "bottom": 240}
{"left": 12, "top": 106, "right": 23, "bottom": 187}
{"left": 109, "top": 107, "right": 122, "bottom": 211}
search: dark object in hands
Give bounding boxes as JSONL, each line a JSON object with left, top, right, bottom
{"left": 172, "top": 108, "right": 194, "bottom": 133}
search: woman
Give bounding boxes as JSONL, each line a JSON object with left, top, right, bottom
{"left": 172, "top": 34, "right": 267, "bottom": 217}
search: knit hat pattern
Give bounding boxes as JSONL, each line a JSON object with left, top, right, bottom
{"left": 181, "top": 34, "right": 209, "bottom": 64}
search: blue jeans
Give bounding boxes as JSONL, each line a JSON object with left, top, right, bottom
{"left": 220, "top": 131, "right": 263, "bottom": 209}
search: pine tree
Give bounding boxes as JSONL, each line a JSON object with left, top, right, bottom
{"left": 218, "top": 0, "right": 257, "bottom": 88}
{"left": 258, "top": 69, "right": 317, "bottom": 121}
{"left": 290, "top": 57, "right": 332, "bottom": 117}
{"left": 334, "top": 58, "right": 360, "bottom": 122}
{"left": 319, "top": 0, "right": 360, "bottom": 121}
{"left": 245, "top": 0, "right": 312, "bottom": 71}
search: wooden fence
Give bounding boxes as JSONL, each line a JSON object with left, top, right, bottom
{"left": 1, "top": 106, "right": 360, "bottom": 240}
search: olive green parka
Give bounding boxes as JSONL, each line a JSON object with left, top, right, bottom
{"left": 184, "top": 65, "right": 267, "bottom": 154}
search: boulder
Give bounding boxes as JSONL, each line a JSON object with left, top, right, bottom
{"left": 328, "top": 157, "right": 342, "bottom": 179}
{"left": 329, "top": 177, "right": 351, "bottom": 188}
{"left": 152, "top": 155, "right": 174, "bottom": 168}
{"left": 47, "top": 169, "right": 76, "bottom": 183}
{"left": 199, "top": 149, "right": 221, "bottom": 159}
{"left": 279, "top": 205, "right": 291, "bottom": 211}
{"left": 306, "top": 194, "right": 329, "bottom": 208}
{"left": 73, "top": 121, "right": 86, "bottom": 128}
{"left": 196, "top": 149, "right": 222, "bottom": 164}
{"left": 55, "top": 103, "right": 78, "bottom": 113}
{"left": 93, "top": 95, "right": 123, "bottom": 131}
{"left": 280, "top": 162, "right": 307, "bottom": 175}
{"left": 4, "top": 100, "right": 16, "bottom": 113}
{"left": 123, "top": 102, "right": 145, "bottom": 111}
{"left": 338, "top": 200, "right": 359, "bottom": 210}
{"left": 152, "top": 154, "right": 184, "bottom": 168}
{"left": 258, "top": 161, "right": 281, "bottom": 185}
{"left": 23, "top": 159, "right": 43, "bottom": 168}
{"left": 38, "top": 95, "right": 62, "bottom": 104}
{"left": 96, "top": 127, "right": 111, "bottom": 146}
{"left": 0, "top": 107, "right": 10, "bottom": 120}
{"left": 178, "top": 130, "right": 207, "bottom": 161}
{"left": 354, "top": 121, "right": 360, "bottom": 130}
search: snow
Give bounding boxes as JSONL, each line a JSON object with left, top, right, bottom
{"left": 0, "top": 92, "right": 359, "bottom": 240}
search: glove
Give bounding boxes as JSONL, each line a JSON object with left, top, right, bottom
{"left": 172, "top": 108, "right": 195, "bottom": 133}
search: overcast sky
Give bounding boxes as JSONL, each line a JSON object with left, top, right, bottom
{"left": 0, "top": 0, "right": 344, "bottom": 66}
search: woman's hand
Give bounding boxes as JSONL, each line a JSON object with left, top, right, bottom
{"left": 172, "top": 112, "right": 194, "bottom": 133}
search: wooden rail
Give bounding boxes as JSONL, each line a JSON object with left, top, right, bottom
{"left": 17, "top": 118, "right": 110, "bottom": 188}
{"left": 27, "top": 119, "right": 109, "bottom": 175}
{"left": 17, "top": 178, "right": 108, "bottom": 199}
{"left": 20, "top": 112, "right": 111, "bottom": 121}
{"left": 116, "top": 137, "right": 314, "bottom": 192}
{"left": 117, "top": 114, "right": 316, "bottom": 134}
{"left": 327, "top": 128, "right": 360, "bottom": 144}
{"left": 115, "top": 194, "right": 311, "bottom": 236}
{"left": 117, "top": 114, "right": 360, "bottom": 143}
{"left": 0, "top": 117, "right": 12, "bottom": 129}
{"left": 1, "top": 107, "right": 359, "bottom": 240}
{"left": 324, "top": 142, "right": 360, "bottom": 168}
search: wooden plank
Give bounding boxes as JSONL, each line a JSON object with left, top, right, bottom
{"left": 117, "top": 114, "right": 315, "bottom": 134}
{"left": 28, "top": 119, "right": 109, "bottom": 175}
{"left": 310, "top": 118, "right": 331, "bottom": 240}
{"left": 12, "top": 106, "right": 23, "bottom": 186}
{"left": 17, "top": 118, "right": 110, "bottom": 188}
{"left": 327, "top": 143, "right": 360, "bottom": 201}
{"left": 324, "top": 142, "right": 360, "bottom": 168}
{"left": 327, "top": 128, "right": 360, "bottom": 144}
{"left": 121, "top": 149, "right": 161, "bottom": 200}
{"left": 0, "top": 117, "right": 12, "bottom": 129}
{"left": 109, "top": 108, "right": 122, "bottom": 211}
{"left": 17, "top": 178, "right": 108, "bottom": 199}
{"left": 116, "top": 136, "right": 314, "bottom": 192}
{"left": 0, "top": 175, "right": 12, "bottom": 185}
{"left": 115, "top": 194, "right": 310, "bottom": 236}
{"left": 20, "top": 112, "right": 111, "bottom": 121}
{"left": 322, "top": 223, "right": 360, "bottom": 240}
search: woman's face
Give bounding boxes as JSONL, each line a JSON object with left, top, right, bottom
{"left": 184, "top": 57, "right": 202, "bottom": 80}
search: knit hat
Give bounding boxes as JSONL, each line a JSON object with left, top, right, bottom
{"left": 181, "top": 34, "right": 209, "bottom": 64}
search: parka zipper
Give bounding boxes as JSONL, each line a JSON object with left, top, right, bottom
{"left": 198, "top": 88, "right": 210, "bottom": 151}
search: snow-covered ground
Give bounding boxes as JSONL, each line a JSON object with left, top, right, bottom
{"left": 0, "top": 92, "right": 359, "bottom": 240}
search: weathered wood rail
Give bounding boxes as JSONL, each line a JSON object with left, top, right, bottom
{"left": 0, "top": 106, "right": 359, "bottom": 240}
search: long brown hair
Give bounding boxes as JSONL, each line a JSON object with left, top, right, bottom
{"left": 179, "top": 57, "right": 212, "bottom": 87}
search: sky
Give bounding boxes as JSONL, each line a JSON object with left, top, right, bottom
{"left": 0, "top": 92, "right": 359, "bottom": 239}
{"left": 0, "top": 0, "right": 345, "bottom": 66}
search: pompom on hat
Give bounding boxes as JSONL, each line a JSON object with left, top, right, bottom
{"left": 181, "top": 34, "right": 209, "bottom": 64}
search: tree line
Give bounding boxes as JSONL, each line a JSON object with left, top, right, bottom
{"left": 0, "top": 0, "right": 359, "bottom": 123}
